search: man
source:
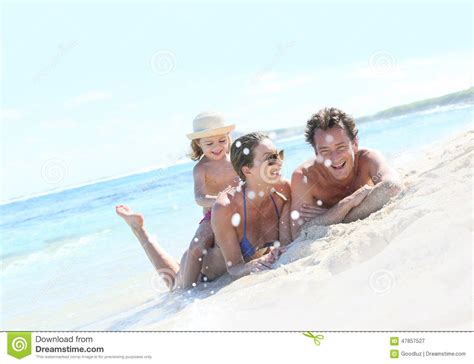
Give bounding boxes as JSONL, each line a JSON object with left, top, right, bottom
{"left": 291, "top": 107, "right": 402, "bottom": 239}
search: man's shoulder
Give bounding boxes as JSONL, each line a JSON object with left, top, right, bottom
{"left": 292, "top": 157, "right": 316, "bottom": 178}
{"left": 291, "top": 157, "right": 321, "bottom": 186}
{"left": 357, "top": 148, "right": 385, "bottom": 166}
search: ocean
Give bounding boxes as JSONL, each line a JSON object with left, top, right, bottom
{"left": 1, "top": 104, "right": 473, "bottom": 330}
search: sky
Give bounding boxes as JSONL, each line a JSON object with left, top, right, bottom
{"left": 1, "top": 0, "right": 472, "bottom": 202}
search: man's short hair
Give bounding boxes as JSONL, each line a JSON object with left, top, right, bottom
{"left": 305, "top": 107, "right": 358, "bottom": 147}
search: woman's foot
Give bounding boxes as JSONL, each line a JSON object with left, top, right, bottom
{"left": 115, "top": 205, "right": 144, "bottom": 229}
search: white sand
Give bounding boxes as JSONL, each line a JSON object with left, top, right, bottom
{"left": 97, "top": 130, "right": 473, "bottom": 330}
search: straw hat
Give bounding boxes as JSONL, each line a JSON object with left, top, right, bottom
{"left": 186, "top": 111, "right": 235, "bottom": 140}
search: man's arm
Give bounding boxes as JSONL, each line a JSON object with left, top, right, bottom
{"left": 291, "top": 169, "right": 370, "bottom": 238}
{"left": 303, "top": 185, "right": 372, "bottom": 229}
{"left": 290, "top": 169, "right": 317, "bottom": 239}
{"left": 343, "top": 150, "right": 402, "bottom": 223}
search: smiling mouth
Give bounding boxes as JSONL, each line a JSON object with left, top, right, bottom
{"left": 212, "top": 150, "right": 223, "bottom": 156}
{"left": 269, "top": 168, "right": 282, "bottom": 176}
{"left": 331, "top": 161, "right": 346, "bottom": 170}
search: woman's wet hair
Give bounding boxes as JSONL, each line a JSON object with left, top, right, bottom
{"left": 230, "top": 132, "right": 268, "bottom": 181}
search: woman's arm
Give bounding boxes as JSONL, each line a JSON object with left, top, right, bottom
{"left": 276, "top": 182, "right": 293, "bottom": 244}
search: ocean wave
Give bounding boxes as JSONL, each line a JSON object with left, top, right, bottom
{"left": 372, "top": 103, "right": 473, "bottom": 124}
{"left": 413, "top": 103, "right": 473, "bottom": 116}
{"left": 0, "top": 229, "right": 112, "bottom": 277}
{"left": 0, "top": 158, "right": 191, "bottom": 207}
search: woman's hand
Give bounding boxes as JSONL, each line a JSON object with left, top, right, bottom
{"left": 247, "top": 246, "right": 287, "bottom": 273}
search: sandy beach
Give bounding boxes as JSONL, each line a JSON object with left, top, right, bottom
{"left": 99, "top": 129, "right": 473, "bottom": 331}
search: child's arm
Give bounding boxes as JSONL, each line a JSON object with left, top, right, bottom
{"left": 193, "top": 164, "right": 217, "bottom": 208}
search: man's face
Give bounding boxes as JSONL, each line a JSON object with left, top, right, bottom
{"left": 313, "top": 126, "right": 358, "bottom": 181}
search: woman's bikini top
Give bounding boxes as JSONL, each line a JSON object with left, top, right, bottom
{"left": 239, "top": 186, "right": 281, "bottom": 260}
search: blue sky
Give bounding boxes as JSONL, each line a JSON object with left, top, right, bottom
{"left": 1, "top": 1, "right": 472, "bottom": 201}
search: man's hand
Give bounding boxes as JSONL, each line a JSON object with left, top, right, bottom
{"left": 297, "top": 185, "right": 373, "bottom": 230}
{"left": 300, "top": 204, "right": 328, "bottom": 222}
{"left": 300, "top": 184, "right": 372, "bottom": 222}
{"left": 343, "top": 181, "right": 401, "bottom": 223}
{"left": 343, "top": 184, "right": 373, "bottom": 208}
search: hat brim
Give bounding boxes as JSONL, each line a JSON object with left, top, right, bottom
{"left": 186, "top": 124, "right": 236, "bottom": 140}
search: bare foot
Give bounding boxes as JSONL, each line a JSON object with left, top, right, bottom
{"left": 115, "top": 205, "right": 144, "bottom": 229}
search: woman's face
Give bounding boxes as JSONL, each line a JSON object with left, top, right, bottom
{"left": 246, "top": 138, "right": 284, "bottom": 185}
{"left": 199, "top": 134, "right": 230, "bottom": 161}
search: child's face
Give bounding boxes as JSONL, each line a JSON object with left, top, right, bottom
{"left": 199, "top": 134, "right": 229, "bottom": 161}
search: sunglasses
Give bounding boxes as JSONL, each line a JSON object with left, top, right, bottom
{"left": 265, "top": 149, "right": 285, "bottom": 165}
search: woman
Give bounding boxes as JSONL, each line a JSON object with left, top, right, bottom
{"left": 211, "top": 132, "right": 292, "bottom": 277}
{"left": 116, "top": 132, "right": 292, "bottom": 290}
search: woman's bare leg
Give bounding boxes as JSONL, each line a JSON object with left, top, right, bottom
{"left": 180, "top": 220, "right": 215, "bottom": 288}
{"left": 115, "top": 205, "right": 179, "bottom": 290}
{"left": 174, "top": 244, "right": 226, "bottom": 289}
{"left": 201, "top": 244, "right": 227, "bottom": 281}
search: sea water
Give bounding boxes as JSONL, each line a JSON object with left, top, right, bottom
{"left": 0, "top": 104, "right": 472, "bottom": 329}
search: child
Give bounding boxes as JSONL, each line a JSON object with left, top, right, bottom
{"left": 180, "top": 111, "right": 240, "bottom": 287}
{"left": 116, "top": 111, "right": 239, "bottom": 290}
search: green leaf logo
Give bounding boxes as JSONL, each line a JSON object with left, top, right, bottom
{"left": 7, "top": 332, "right": 32, "bottom": 359}
{"left": 303, "top": 331, "right": 325, "bottom": 345}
